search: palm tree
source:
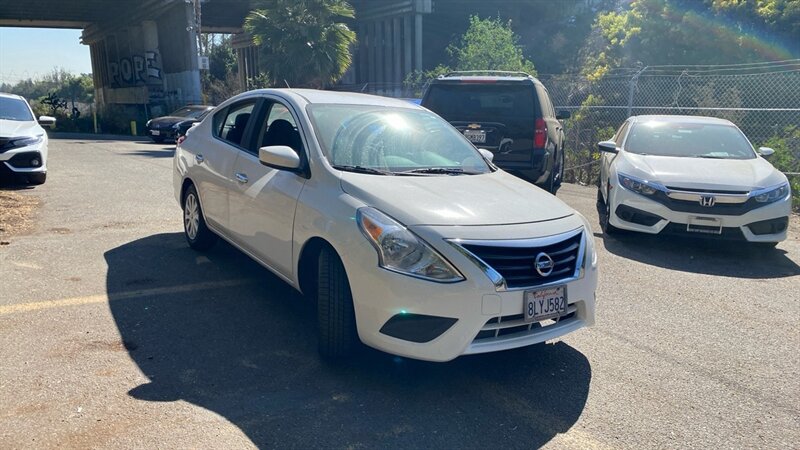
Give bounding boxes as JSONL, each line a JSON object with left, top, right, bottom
{"left": 244, "top": 0, "right": 356, "bottom": 88}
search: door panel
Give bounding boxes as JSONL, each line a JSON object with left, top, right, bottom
{"left": 227, "top": 99, "right": 307, "bottom": 278}
{"left": 228, "top": 151, "right": 305, "bottom": 277}
{"left": 190, "top": 139, "right": 238, "bottom": 230}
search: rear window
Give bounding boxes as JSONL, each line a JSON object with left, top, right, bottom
{"left": 424, "top": 83, "right": 535, "bottom": 121}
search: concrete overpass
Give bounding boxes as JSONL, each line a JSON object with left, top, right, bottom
{"left": 1, "top": 0, "right": 537, "bottom": 113}
{"left": 0, "top": 0, "right": 252, "bottom": 116}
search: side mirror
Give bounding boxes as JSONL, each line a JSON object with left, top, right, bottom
{"left": 259, "top": 145, "right": 301, "bottom": 171}
{"left": 478, "top": 148, "right": 494, "bottom": 162}
{"left": 598, "top": 140, "right": 619, "bottom": 154}
{"left": 556, "top": 110, "right": 571, "bottom": 120}
{"left": 38, "top": 116, "right": 56, "bottom": 128}
{"left": 758, "top": 147, "right": 775, "bottom": 157}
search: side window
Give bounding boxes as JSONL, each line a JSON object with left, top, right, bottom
{"left": 217, "top": 101, "right": 256, "bottom": 147}
{"left": 255, "top": 101, "right": 303, "bottom": 153}
{"left": 535, "top": 85, "right": 555, "bottom": 118}
{"left": 615, "top": 122, "right": 630, "bottom": 146}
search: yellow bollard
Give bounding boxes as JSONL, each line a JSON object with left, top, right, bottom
{"left": 130, "top": 121, "right": 137, "bottom": 136}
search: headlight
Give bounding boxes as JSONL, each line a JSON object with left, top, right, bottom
{"left": 753, "top": 183, "right": 790, "bottom": 203}
{"left": 618, "top": 173, "right": 659, "bottom": 196}
{"left": 357, "top": 207, "right": 464, "bottom": 283}
{"left": 146, "top": 120, "right": 152, "bottom": 127}
{"left": 10, "top": 135, "right": 43, "bottom": 149}
{"left": 172, "top": 123, "right": 181, "bottom": 130}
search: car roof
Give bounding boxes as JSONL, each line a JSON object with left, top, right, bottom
{"left": 0, "top": 92, "right": 27, "bottom": 102}
{"left": 246, "top": 88, "right": 425, "bottom": 109}
{"left": 629, "top": 115, "right": 735, "bottom": 126}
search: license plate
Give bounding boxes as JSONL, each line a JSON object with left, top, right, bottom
{"left": 150, "top": 130, "right": 161, "bottom": 136}
{"left": 524, "top": 286, "right": 567, "bottom": 322}
{"left": 463, "top": 130, "right": 486, "bottom": 143}
{"left": 687, "top": 216, "right": 722, "bottom": 234}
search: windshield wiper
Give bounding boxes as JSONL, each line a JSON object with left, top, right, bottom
{"left": 694, "top": 154, "right": 727, "bottom": 159}
{"left": 400, "top": 167, "right": 479, "bottom": 175}
{"left": 332, "top": 164, "right": 394, "bottom": 175}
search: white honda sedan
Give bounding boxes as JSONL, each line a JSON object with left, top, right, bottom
{"left": 597, "top": 115, "right": 791, "bottom": 246}
{"left": 174, "top": 89, "right": 598, "bottom": 361}
{"left": 0, "top": 93, "right": 54, "bottom": 185}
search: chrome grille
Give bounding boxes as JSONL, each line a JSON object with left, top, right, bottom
{"left": 473, "top": 306, "right": 578, "bottom": 342}
{"left": 458, "top": 229, "right": 583, "bottom": 289}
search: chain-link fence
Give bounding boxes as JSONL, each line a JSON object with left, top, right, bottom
{"left": 539, "top": 61, "right": 800, "bottom": 195}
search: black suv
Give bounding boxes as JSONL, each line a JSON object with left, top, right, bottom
{"left": 421, "top": 71, "right": 569, "bottom": 193}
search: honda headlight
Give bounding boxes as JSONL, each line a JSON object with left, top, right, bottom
{"left": 618, "top": 173, "right": 659, "bottom": 196}
{"left": 10, "top": 135, "right": 43, "bottom": 149}
{"left": 357, "top": 207, "right": 464, "bottom": 283}
{"left": 753, "top": 183, "right": 790, "bottom": 203}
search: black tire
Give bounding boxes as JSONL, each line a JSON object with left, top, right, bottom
{"left": 27, "top": 172, "right": 46, "bottom": 185}
{"left": 554, "top": 148, "right": 565, "bottom": 189}
{"left": 597, "top": 188, "right": 620, "bottom": 235}
{"left": 541, "top": 149, "right": 563, "bottom": 194}
{"left": 182, "top": 184, "right": 217, "bottom": 251}
{"left": 317, "top": 246, "right": 358, "bottom": 359}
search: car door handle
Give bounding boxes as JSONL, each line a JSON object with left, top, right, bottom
{"left": 235, "top": 173, "right": 249, "bottom": 184}
{"left": 195, "top": 154, "right": 205, "bottom": 163}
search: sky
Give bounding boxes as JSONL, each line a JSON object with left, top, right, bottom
{"left": 0, "top": 28, "right": 92, "bottom": 85}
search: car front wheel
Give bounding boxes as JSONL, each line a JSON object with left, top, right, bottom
{"left": 317, "top": 246, "right": 358, "bottom": 359}
{"left": 182, "top": 184, "right": 217, "bottom": 251}
{"left": 597, "top": 188, "right": 620, "bottom": 235}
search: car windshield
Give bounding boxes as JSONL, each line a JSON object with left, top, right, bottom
{"left": 625, "top": 121, "right": 756, "bottom": 159}
{"left": 0, "top": 97, "right": 34, "bottom": 122}
{"left": 424, "top": 83, "right": 535, "bottom": 121}
{"left": 170, "top": 107, "right": 207, "bottom": 119}
{"left": 307, "top": 104, "right": 492, "bottom": 174}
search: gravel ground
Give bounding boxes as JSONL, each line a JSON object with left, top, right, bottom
{"left": 0, "top": 138, "right": 798, "bottom": 449}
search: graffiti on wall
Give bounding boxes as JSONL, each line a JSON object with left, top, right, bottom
{"left": 108, "top": 51, "right": 162, "bottom": 88}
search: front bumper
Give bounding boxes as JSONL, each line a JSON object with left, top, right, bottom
{"left": 0, "top": 143, "right": 47, "bottom": 175}
{"left": 609, "top": 184, "right": 791, "bottom": 242}
{"left": 340, "top": 216, "right": 598, "bottom": 362}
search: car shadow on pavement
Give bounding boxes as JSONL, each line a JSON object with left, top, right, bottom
{"left": 127, "top": 148, "right": 175, "bottom": 158}
{"left": 105, "top": 233, "right": 592, "bottom": 448}
{"left": 600, "top": 232, "right": 800, "bottom": 278}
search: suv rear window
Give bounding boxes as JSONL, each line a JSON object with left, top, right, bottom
{"left": 424, "top": 84, "right": 535, "bottom": 121}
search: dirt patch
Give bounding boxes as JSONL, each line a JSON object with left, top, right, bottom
{"left": 0, "top": 190, "right": 40, "bottom": 238}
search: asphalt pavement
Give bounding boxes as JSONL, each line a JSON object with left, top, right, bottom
{"left": 1, "top": 138, "right": 798, "bottom": 449}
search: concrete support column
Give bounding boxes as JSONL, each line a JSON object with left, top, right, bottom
{"left": 368, "top": 21, "right": 376, "bottom": 89}
{"left": 383, "top": 19, "right": 392, "bottom": 94}
{"left": 393, "top": 16, "right": 402, "bottom": 96}
{"left": 414, "top": 13, "right": 423, "bottom": 71}
{"left": 403, "top": 15, "right": 412, "bottom": 77}
{"left": 375, "top": 20, "right": 383, "bottom": 92}
{"left": 358, "top": 23, "right": 367, "bottom": 84}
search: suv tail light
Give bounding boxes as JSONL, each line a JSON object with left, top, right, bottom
{"left": 534, "top": 118, "right": 547, "bottom": 148}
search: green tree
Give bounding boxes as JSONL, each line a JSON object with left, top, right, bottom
{"left": 581, "top": 0, "right": 800, "bottom": 79}
{"left": 449, "top": 16, "right": 537, "bottom": 75}
{"left": 244, "top": 0, "right": 356, "bottom": 88}
{"left": 404, "top": 15, "right": 536, "bottom": 95}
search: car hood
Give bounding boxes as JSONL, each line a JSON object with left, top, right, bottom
{"left": 340, "top": 170, "right": 575, "bottom": 226}
{"left": 619, "top": 152, "right": 786, "bottom": 191}
{"left": 0, "top": 119, "right": 42, "bottom": 138}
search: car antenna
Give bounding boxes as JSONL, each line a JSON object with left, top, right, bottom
{"left": 284, "top": 79, "right": 291, "bottom": 88}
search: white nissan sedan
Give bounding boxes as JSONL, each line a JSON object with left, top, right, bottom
{"left": 174, "top": 89, "right": 598, "bottom": 361}
{"left": 597, "top": 115, "right": 791, "bottom": 246}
